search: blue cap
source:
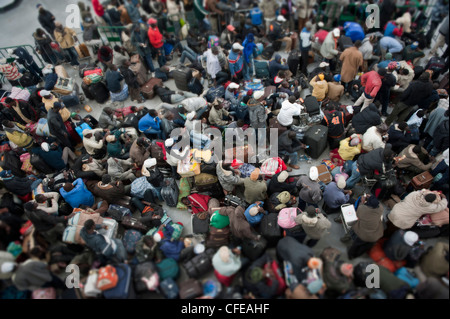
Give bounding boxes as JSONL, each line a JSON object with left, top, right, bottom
{"left": 410, "top": 41, "right": 419, "bottom": 50}
{"left": 334, "top": 74, "right": 341, "bottom": 82}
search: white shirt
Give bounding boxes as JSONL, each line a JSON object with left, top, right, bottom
{"left": 362, "top": 126, "right": 385, "bottom": 152}
{"left": 203, "top": 49, "right": 222, "bottom": 79}
{"left": 300, "top": 29, "right": 312, "bottom": 49}
{"left": 277, "top": 100, "right": 303, "bottom": 126}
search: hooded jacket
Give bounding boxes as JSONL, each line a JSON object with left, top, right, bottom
{"left": 277, "top": 100, "right": 302, "bottom": 126}
{"left": 216, "top": 161, "right": 243, "bottom": 192}
{"left": 296, "top": 176, "right": 323, "bottom": 204}
{"left": 310, "top": 75, "right": 328, "bottom": 101}
{"left": 219, "top": 206, "right": 259, "bottom": 241}
{"left": 351, "top": 203, "right": 384, "bottom": 242}
{"left": 243, "top": 178, "right": 268, "bottom": 204}
{"left": 360, "top": 71, "right": 382, "bottom": 98}
{"left": 247, "top": 98, "right": 267, "bottom": 128}
{"left": 228, "top": 50, "right": 244, "bottom": 77}
{"left": 400, "top": 77, "right": 434, "bottom": 107}
{"left": 59, "top": 178, "right": 95, "bottom": 208}
{"left": 397, "top": 145, "right": 433, "bottom": 172}
{"left": 295, "top": 210, "right": 331, "bottom": 240}
{"left": 388, "top": 190, "right": 448, "bottom": 229}
{"left": 320, "top": 32, "right": 339, "bottom": 59}
{"left": 269, "top": 54, "right": 289, "bottom": 79}
{"left": 362, "top": 126, "right": 386, "bottom": 152}
{"left": 267, "top": 172, "right": 297, "bottom": 195}
{"left": 357, "top": 147, "right": 391, "bottom": 176}
{"left": 387, "top": 124, "right": 411, "bottom": 153}
{"left": 323, "top": 182, "right": 350, "bottom": 209}
{"left": 352, "top": 103, "right": 382, "bottom": 134}
{"left": 209, "top": 106, "right": 229, "bottom": 126}
{"left": 83, "top": 128, "right": 105, "bottom": 156}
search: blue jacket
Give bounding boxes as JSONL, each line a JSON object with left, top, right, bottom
{"left": 243, "top": 34, "right": 257, "bottom": 64}
{"left": 269, "top": 54, "right": 289, "bottom": 78}
{"left": 31, "top": 146, "right": 66, "bottom": 171}
{"left": 159, "top": 239, "right": 184, "bottom": 261}
{"left": 244, "top": 202, "right": 266, "bottom": 226}
{"left": 138, "top": 113, "right": 161, "bottom": 133}
{"left": 60, "top": 178, "right": 95, "bottom": 208}
{"left": 228, "top": 50, "right": 244, "bottom": 77}
{"left": 323, "top": 182, "right": 350, "bottom": 209}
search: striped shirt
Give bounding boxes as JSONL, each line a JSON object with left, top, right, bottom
{"left": 0, "top": 64, "right": 22, "bottom": 81}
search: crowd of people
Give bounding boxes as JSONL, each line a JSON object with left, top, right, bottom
{"left": 0, "top": 0, "right": 448, "bottom": 300}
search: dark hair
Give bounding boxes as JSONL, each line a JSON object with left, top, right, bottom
{"left": 424, "top": 193, "right": 437, "bottom": 203}
{"left": 383, "top": 148, "right": 395, "bottom": 160}
{"left": 4, "top": 97, "right": 14, "bottom": 104}
{"left": 222, "top": 163, "right": 232, "bottom": 171}
{"left": 84, "top": 219, "right": 95, "bottom": 230}
{"left": 288, "top": 95, "right": 296, "bottom": 103}
{"left": 288, "top": 131, "right": 297, "bottom": 139}
{"left": 401, "top": 69, "right": 409, "bottom": 75}
{"left": 416, "top": 110, "right": 425, "bottom": 118}
{"left": 412, "top": 145, "right": 422, "bottom": 155}
{"left": 149, "top": 109, "right": 158, "bottom": 117}
{"left": 102, "top": 174, "right": 112, "bottom": 184}
{"left": 378, "top": 68, "right": 387, "bottom": 77}
{"left": 35, "top": 194, "right": 47, "bottom": 203}
{"left": 398, "top": 121, "right": 408, "bottom": 131}
{"left": 354, "top": 40, "right": 362, "bottom": 48}
{"left": 445, "top": 110, "right": 449, "bottom": 117}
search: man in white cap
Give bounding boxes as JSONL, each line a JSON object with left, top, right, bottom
{"left": 228, "top": 43, "right": 246, "bottom": 82}
{"left": 247, "top": 90, "right": 267, "bottom": 131}
{"left": 268, "top": 170, "right": 298, "bottom": 195}
{"left": 320, "top": 28, "right": 341, "bottom": 72}
{"left": 260, "top": 0, "right": 280, "bottom": 34}
{"left": 141, "top": 157, "right": 164, "bottom": 201}
{"left": 383, "top": 230, "right": 419, "bottom": 261}
{"left": 323, "top": 175, "right": 354, "bottom": 215}
{"left": 296, "top": 166, "right": 323, "bottom": 210}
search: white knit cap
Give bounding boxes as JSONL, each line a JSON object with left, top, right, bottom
{"left": 228, "top": 82, "right": 239, "bottom": 90}
{"left": 1, "top": 262, "right": 16, "bottom": 274}
{"left": 337, "top": 176, "right": 346, "bottom": 189}
{"left": 309, "top": 166, "right": 319, "bottom": 181}
{"left": 404, "top": 231, "right": 419, "bottom": 246}
{"left": 318, "top": 22, "right": 324, "bottom": 28}
{"left": 253, "top": 90, "right": 264, "bottom": 100}
{"left": 249, "top": 206, "right": 259, "bottom": 216}
{"left": 277, "top": 170, "right": 289, "bottom": 183}
{"left": 332, "top": 28, "right": 340, "bottom": 37}
{"left": 319, "top": 62, "right": 329, "bottom": 68}
{"left": 232, "top": 43, "right": 244, "bottom": 51}
{"left": 218, "top": 246, "right": 230, "bottom": 263}
{"left": 277, "top": 15, "right": 287, "bottom": 22}
{"left": 194, "top": 243, "right": 205, "bottom": 254}
{"left": 41, "top": 142, "right": 50, "bottom": 152}
{"left": 186, "top": 111, "right": 196, "bottom": 121}
{"left": 165, "top": 138, "right": 175, "bottom": 148}
{"left": 40, "top": 90, "right": 52, "bottom": 97}
{"left": 142, "top": 158, "right": 157, "bottom": 176}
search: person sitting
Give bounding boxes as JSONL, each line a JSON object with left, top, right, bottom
{"left": 327, "top": 74, "right": 345, "bottom": 102}
{"left": 135, "top": 235, "right": 164, "bottom": 264}
{"left": 87, "top": 174, "right": 128, "bottom": 206}
{"left": 81, "top": 154, "right": 106, "bottom": 177}
{"left": 396, "top": 144, "right": 435, "bottom": 175}
{"left": 80, "top": 219, "right": 127, "bottom": 262}
{"left": 294, "top": 206, "right": 332, "bottom": 247}
{"left": 31, "top": 141, "right": 76, "bottom": 171}
{"left": 130, "top": 137, "right": 151, "bottom": 168}
{"left": 107, "top": 157, "right": 136, "bottom": 182}
{"left": 105, "top": 64, "right": 129, "bottom": 102}
{"left": 323, "top": 176, "right": 353, "bottom": 214}
{"left": 208, "top": 99, "right": 234, "bottom": 130}
{"left": 296, "top": 167, "right": 323, "bottom": 211}
{"left": 138, "top": 109, "right": 163, "bottom": 139}
{"left": 309, "top": 73, "right": 328, "bottom": 102}
{"left": 216, "top": 161, "right": 244, "bottom": 196}
{"left": 338, "top": 134, "right": 362, "bottom": 162}
{"left": 340, "top": 194, "right": 384, "bottom": 259}
{"left": 242, "top": 253, "right": 280, "bottom": 299}
{"left": 387, "top": 121, "right": 411, "bottom": 154}
{"left": 278, "top": 130, "right": 307, "bottom": 170}
{"left": 267, "top": 171, "right": 297, "bottom": 196}
{"left": 0, "top": 170, "right": 42, "bottom": 197}
{"left": 243, "top": 168, "right": 267, "bottom": 205}
{"left": 180, "top": 193, "right": 211, "bottom": 215}
{"left": 351, "top": 103, "right": 382, "bottom": 135}
{"left": 83, "top": 128, "right": 107, "bottom": 159}
{"left": 212, "top": 246, "right": 243, "bottom": 286}
{"left": 98, "top": 107, "right": 122, "bottom": 130}
{"left": 106, "top": 130, "right": 131, "bottom": 159}
{"left": 362, "top": 123, "right": 389, "bottom": 152}
{"left": 276, "top": 95, "right": 303, "bottom": 127}
{"left": 2, "top": 120, "right": 35, "bottom": 150}
{"left": 3, "top": 97, "right": 38, "bottom": 126}
{"left": 269, "top": 54, "right": 289, "bottom": 80}
{"left": 267, "top": 191, "right": 295, "bottom": 214}
{"left": 59, "top": 178, "right": 95, "bottom": 209}
{"left": 244, "top": 201, "right": 267, "bottom": 227}
{"left": 383, "top": 230, "right": 419, "bottom": 261}
{"left": 141, "top": 158, "right": 164, "bottom": 201}
{"left": 322, "top": 102, "right": 346, "bottom": 149}
{"left": 31, "top": 192, "right": 60, "bottom": 216}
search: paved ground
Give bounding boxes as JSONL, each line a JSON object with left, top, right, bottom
{"left": 1, "top": 1, "right": 448, "bottom": 297}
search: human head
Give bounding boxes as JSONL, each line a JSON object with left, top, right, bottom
{"left": 136, "top": 137, "right": 148, "bottom": 148}
{"left": 253, "top": 90, "right": 264, "bottom": 101}
{"left": 148, "top": 18, "right": 157, "bottom": 27}
{"left": 277, "top": 15, "right": 287, "bottom": 23}
{"left": 318, "top": 73, "right": 325, "bottom": 81}
{"left": 153, "top": 230, "right": 164, "bottom": 242}
{"left": 383, "top": 145, "right": 395, "bottom": 161}
{"left": 83, "top": 219, "right": 96, "bottom": 232}
{"left": 246, "top": 267, "right": 263, "bottom": 284}
{"left": 287, "top": 131, "right": 297, "bottom": 139}
{"left": 340, "top": 263, "right": 354, "bottom": 277}
{"left": 106, "top": 135, "right": 116, "bottom": 143}
{"left": 354, "top": 40, "right": 362, "bottom": 48}
{"left": 306, "top": 206, "right": 317, "bottom": 218}
{"left": 365, "top": 195, "right": 379, "bottom": 208}
{"left": 410, "top": 41, "right": 419, "bottom": 50}
{"left": 385, "top": 52, "right": 393, "bottom": 60}
{"left": 376, "top": 123, "right": 389, "bottom": 135}
{"left": 102, "top": 174, "right": 112, "bottom": 185}
{"left": 211, "top": 46, "right": 219, "bottom": 55}
{"left": 277, "top": 171, "right": 289, "bottom": 183}
{"left": 305, "top": 21, "right": 312, "bottom": 30}
{"left": 350, "top": 136, "right": 361, "bottom": 146}
{"left": 35, "top": 194, "right": 47, "bottom": 204}
{"left": 250, "top": 168, "right": 260, "bottom": 181}
{"left": 333, "top": 74, "right": 341, "bottom": 82}
{"left": 40, "top": 142, "right": 50, "bottom": 152}
{"left": 63, "top": 183, "right": 74, "bottom": 192}
{"left": 218, "top": 246, "right": 231, "bottom": 263}
{"left": 388, "top": 61, "right": 398, "bottom": 71}
{"left": 228, "top": 82, "right": 239, "bottom": 91}
{"left": 288, "top": 95, "right": 297, "bottom": 104}
{"left": 424, "top": 193, "right": 437, "bottom": 203}
{"left": 226, "top": 24, "right": 235, "bottom": 32}
{"left": 332, "top": 28, "right": 340, "bottom": 37}
{"left": 232, "top": 42, "right": 244, "bottom": 52}
{"left": 53, "top": 102, "right": 62, "bottom": 111}
{"left": 378, "top": 68, "right": 387, "bottom": 78}
{"left": 307, "top": 279, "right": 324, "bottom": 295}
{"left": 2, "top": 120, "right": 14, "bottom": 129}
{"left": 103, "top": 107, "right": 114, "bottom": 115}
{"left": 336, "top": 176, "right": 346, "bottom": 189}
{"left": 81, "top": 154, "right": 92, "bottom": 164}
{"left": 398, "top": 121, "right": 408, "bottom": 131}
{"left": 39, "top": 90, "right": 52, "bottom": 98}
{"left": 249, "top": 206, "right": 260, "bottom": 216}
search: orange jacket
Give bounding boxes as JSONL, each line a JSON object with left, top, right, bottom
{"left": 147, "top": 27, "right": 163, "bottom": 49}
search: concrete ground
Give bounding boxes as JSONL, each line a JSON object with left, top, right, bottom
{"left": 1, "top": 1, "right": 448, "bottom": 298}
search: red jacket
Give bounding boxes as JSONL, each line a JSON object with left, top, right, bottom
{"left": 92, "top": 0, "right": 104, "bottom": 17}
{"left": 148, "top": 27, "right": 164, "bottom": 49}
{"left": 361, "top": 71, "right": 382, "bottom": 99}
{"left": 188, "top": 194, "right": 211, "bottom": 215}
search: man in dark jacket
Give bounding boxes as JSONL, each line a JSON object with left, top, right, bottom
{"left": 322, "top": 102, "right": 346, "bottom": 149}
{"left": 267, "top": 171, "right": 297, "bottom": 196}
{"left": 31, "top": 141, "right": 75, "bottom": 171}
{"left": 351, "top": 103, "right": 381, "bottom": 134}
{"left": 47, "top": 102, "right": 72, "bottom": 149}
{"left": 131, "top": 23, "right": 155, "bottom": 72}
{"left": 3, "top": 97, "right": 39, "bottom": 125}
{"left": 9, "top": 47, "right": 43, "bottom": 80}
{"left": 86, "top": 174, "right": 128, "bottom": 205}
{"left": 383, "top": 229, "right": 419, "bottom": 261}
{"left": 0, "top": 171, "right": 41, "bottom": 197}
{"left": 120, "top": 60, "right": 144, "bottom": 103}
{"left": 37, "top": 5, "right": 56, "bottom": 39}
{"left": 430, "top": 111, "right": 449, "bottom": 156}
{"left": 105, "top": 64, "right": 124, "bottom": 94}
{"left": 385, "top": 72, "right": 434, "bottom": 125}
{"left": 269, "top": 54, "right": 289, "bottom": 79}
{"left": 387, "top": 121, "right": 411, "bottom": 154}
{"left": 278, "top": 130, "right": 307, "bottom": 169}
{"left": 276, "top": 236, "right": 314, "bottom": 281}
{"left": 376, "top": 65, "right": 397, "bottom": 116}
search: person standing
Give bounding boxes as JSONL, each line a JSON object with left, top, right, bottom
{"left": 297, "top": 0, "right": 316, "bottom": 33}
{"left": 37, "top": 4, "right": 56, "bottom": 40}
{"left": 131, "top": 23, "right": 155, "bottom": 73}
{"left": 299, "top": 21, "right": 313, "bottom": 75}
{"left": 53, "top": 22, "right": 80, "bottom": 68}
{"left": 147, "top": 18, "right": 166, "bottom": 68}
{"left": 260, "top": 0, "right": 279, "bottom": 34}
{"left": 320, "top": 28, "right": 340, "bottom": 72}
{"left": 7, "top": 47, "right": 43, "bottom": 80}
{"left": 339, "top": 41, "right": 363, "bottom": 92}
{"left": 228, "top": 43, "right": 246, "bottom": 83}
{"left": 353, "top": 69, "right": 383, "bottom": 112}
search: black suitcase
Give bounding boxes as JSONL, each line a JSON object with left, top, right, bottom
{"left": 304, "top": 125, "right": 328, "bottom": 159}
{"left": 287, "top": 50, "right": 300, "bottom": 76}
{"left": 261, "top": 45, "right": 275, "bottom": 60}
{"left": 241, "top": 236, "right": 268, "bottom": 261}
{"left": 339, "top": 35, "right": 353, "bottom": 51}
{"left": 259, "top": 213, "right": 282, "bottom": 246}
{"left": 182, "top": 248, "right": 215, "bottom": 278}
{"left": 18, "top": 72, "right": 39, "bottom": 88}
{"left": 90, "top": 82, "right": 109, "bottom": 104}
{"left": 172, "top": 66, "right": 192, "bottom": 91}
{"left": 191, "top": 213, "right": 210, "bottom": 234}
{"left": 30, "top": 153, "right": 54, "bottom": 174}
{"left": 304, "top": 95, "right": 320, "bottom": 116}
{"left": 81, "top": 82, "right": 95, "bottom": 100}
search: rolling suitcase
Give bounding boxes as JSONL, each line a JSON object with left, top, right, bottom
{"left": 106, "top": 204, "right": 132, "bottom": 222}
{"left": 81, "top": 82, "right": 95, "bottom": 100}
{"left": 141, "top": 78, "right": 163, "bottom": 99}
{"left": 304, "top": 95, "right": 320, "bottom": 116}
{"left": 90, "top": 82, "right": 109, "bottom": 104}
{"left": 172, "top": 66, "right": 192, "bottom": 91}
{"left": 206, "top": 226, "right": 230, "bottom": 248}
{"left": 179, "top": 278, "right": 203, "bottom": 299}
{"left": 316, "top": 164, "right": 332, "bottom": 184}
{"left": 194, "top": 173, "right": 223, "bottom": 197}
{"left": 182, "top": 248, "right": 215, "bottom": 278}
{"left": 160, "top": 278, "right": 179, "bottom": 299}
{"left": 339, "top": 35, "right": 353, "bottom": 51}
{"left": 187, "top": 77, "right": 204, "bottom": 95}
{"left": 161, "top": 178, "right": 179, "bottom": 207}
{"left": 103, "top": 264, "right": 132, "bottom": 299}
{"left": 259, "top": 213, "right": 282, "bottom": 246}
{"left": 205, "top": 85, "right": 225, "bottom": 103}
{"left": 254, "top": 60, "right": 270, "bottom": 79}
{"left": 411, "top": 171, "right": 433, "bottom": 190}
{"left": 241, "top": 236, "right": 268, "bottom": 261}
{"left": 191, "top": 213, "right": 210, "bottom": 234}
{"left": 340, "top": 203, "right": 358, "bottom": 233}
{"left": 76, "top": 43, "right": 90, "bottom": 58}
{"left": 304, "top": 125, "right": 328, "bottom": 159}
{"left": 261, "top": 45, "right": 275, "bottom": 60}
{"left": 30, "top": 153, "right": 53, "bottom": 174}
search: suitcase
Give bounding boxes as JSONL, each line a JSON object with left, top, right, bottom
{"left": 183, "top": 248, "right": 215, "bottom": 278}
{"left": 194, "top": 173, "right": 222, "bottom": 194}
{"left": 55, "top": 65, "right": 69, "bottom": 79}
{"left": 411, "top": 171, "right": 433, "bottom": 190}
{"left": 259, "top": 213, "right": 282, "bottom": 246}
{"left": 149, "top": 140, "right": 165, "bottom": 163}
{"left": 172, "top": 66, "right": 193, "bottom": 91}
{"left": 304, "top": 125, "right": 328, "bottom": 159}
{"left": 304, "top": 95, "right": 320, "bottom": 116}
{"left": 187, "top": 77, "right": 203, "bottom": 95}
{"left": 179, "top": 278, "right": 203, "bottom": 299}
{"left": 81, "top": 82, "right": 95, "bottom": 100}
{"left": 160, "top": 278, "right": 179, "bottom": 299}
{"left": 156, "top": 258, "right": 180, "bottom": 281}
{"left": 90, "top": 82, "right": 110, "bottom": 104}
{"left": 53, "top": 77, "right": 74, "bottom": 95}
{"left": 79, "top": 62, "right": 97, "bottom": 78}
{"left": 316, "top": 164, "right": 332, "bottom": 184}
{"left": 76, "top": 43, "right": 90, "bottom": 58}
{"left": 241, "top": 236, "right": 268, "bottom": 261}
{"left": 206, "top": 226, "right": 230, "bottom": 248}
{"left": 339, "top": 35, "right": 353, "bottom": 51}
{"left": 130, "top": 54, "right": 148, "bottom": 86}
{"left": 106, "top": 204, "right": 132, "bottom": 222}
{"left": 261, "top": 45, "right": 275, "bottom": 60}
{"left": 161, "top": 178, "right": 179, "bottom": 207}
{"left": 30, "top": 153, "right": 53, "bottom": 174}
{"left": 340, "top": 203, "right": 358, "bottom": 233}
{"left": 122, "top": 229, "right": 143, "bottom": 254}
{"left": 133, "top": 261, "right": 158, "bottom": 293}
{"left": 224, "top": 194, "right": 249, "bottom": 209}
{"left": 191, "top": 213, "right": 210, "bottom": 234}
{"left": 287, "top": 50, "right": 300, "bottom": 76}
{"left": 140, "top": 78, "right": 163, "bottom": 100}
{"left": 121, "top": 216, "right": 149, "bottom": 232}
{"left": 254, "top": 60, "right": 270, "bottom": 79}
{"left": 205, "top": 85, "right": 225, "bottom": 103}
{"left": 103, "top": 264, "right": 132, "bottom": 299}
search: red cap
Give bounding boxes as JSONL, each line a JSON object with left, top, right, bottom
{"left": 148, "top": 18, "right": 157, "bottom": 25}
{"left": 247, "top": 89, "right": 253, "bottom": 96}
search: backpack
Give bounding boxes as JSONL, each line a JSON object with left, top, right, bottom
{"left": 161, "top": 178, "right": 179, "bottom": 207}
{"left": 156, "top": 258, "right": 180, "bottom": 280}
{"left": 277, "top": 207, "right": 300, "bottom": 229}
{"left": 261, "top": 46, "right": 275, "bottom": 60}
{"left": 159, "top": 278, "right": 179, "bottom": 299}
{"left": 122, "top": 229, "right": 143, "bottom": 254}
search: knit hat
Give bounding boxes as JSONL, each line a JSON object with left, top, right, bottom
{"left": 106, "top": 135, "right": 116, "bottom": 143}
{"left": 307, "top": 279, "right": 324, "bottom": 295}
{"left": 253, "top": 90, "right": 264, "bottom": 100}
{"left": 228, "top": 82, "right": 239, "bottom": 90}
{"left": 153, "top": 230, "right": 164, "bottom": 242}
{"left": 309, "top": 166, "right": 319, "bottom": 181}
{"left": 194, "top": 243, "right": 205, "bottom": 254}
{"left": 410, "top": 41, "right": 419, "bottom": 50}
{"left": 277, "top": 171, "right": 289, "bottom": 183}
{"left": 231, "top": 159, "right": 243, "bottom": 169}
{"left": 148, "top": 18, "right": 157, "bottom": 25}
{"left": 246, "top": 267, "right": 263, "bottom": 284}
{"left": 218, "top": 246, "right": 230, "bottom": 263}
{"left": 250, "top": 168, "right": 260, "bottom": 181}
{"left": 336, "top": 176, "right": 346, "bottom": 189}
{"left": 318, "top": 74, "right": 325, "bottom": 81}
{"left": 249, "top": 206, "right": 260, "bottom": 216}
{"left": 340, "top": 263, "right": 354, "bottom": 277}
{"left": 39, "top": 89, "right": 52, "bottom": 97}
{"left": 388, "top": 61, "right": 398, "bottom": 71}
{"left": 319, "top": 62, "right": 329, "bottom": 68}
{"left": 165, "top": 138, "right": 175, "bottom": 147}
{"left": 318, "top": 21, "right": 324, "bottom": 28}
{"left": 365, "top": 195, "right": 379, "bottom": 208}
{"left": 332, "top": 28, "right": 340, "bottom": 37}
{"left": 186, "top": 111, "right": 196, "bottom": 121}
{"left": 307, "top": 257, "right": 323, "bottom": 270}
{"left": 350, "top": 136, "right": 361, "bottom": 146}
{"left": 385, "top": 52, "right": 393, "bottom": 60}
{"left": 41, "top": 142, "right": 50, "bottom": 152}
{"left": 333, "top": 74, "right": 341, "bottom": 82}
{"left": 404, "top": 231, "right": 419, "bottom": 246}
{"left": 1, "top": 262, "right": 16, "bottom": 274}
{"left": 81, "top": 154, "right": 91, "bottom": 163}
{"left": 142, "top": 158, "right": 157, "bottom": 177}
{"left": 277, "top": 191, "right": 291, "bottom": 204}
{"left": 232, "top": 43, "right": 244, "bottom": 51}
